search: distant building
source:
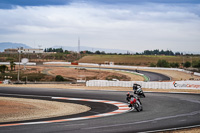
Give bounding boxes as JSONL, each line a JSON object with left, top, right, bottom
{"left": 20, "top": 48, "right": 43, "bottom": 54}
{"left": 104, "top": 61, "right": 114, "bottom": 65}
{"left": 4, "top": 49, "right": 18, "bottom": 53}
{"left": 4, "top": 48, "right": 43, "bottom": 54}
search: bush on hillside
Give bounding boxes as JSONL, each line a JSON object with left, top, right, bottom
{"left": 184, "top": 61, "right": 191, "bottom": 68}
{"left": 192, "top": 60, "right": 200, "bottom": 68}
{"left": 55, "top": 75, "right": 65, "bottom": 81}
{"left": 170, "top": 62, "right": 179, "bottom": 68}
{"left": 156, "top": 60, "right": 170, "bottom": 67}
{"left": 149, "top": 63, "right": 156, "bottom": 67}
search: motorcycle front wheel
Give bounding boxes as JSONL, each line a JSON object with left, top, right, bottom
{"left": 135, "top": 103, "right": 141, "bottom": 112}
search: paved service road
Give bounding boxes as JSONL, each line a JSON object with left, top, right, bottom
{"left": 113, "top": 68, "right": 170, "bottom": 81}
{"left": 137, "top": 70, "right": 170, "bottom": 81}
{"left": 0, "top": 87, "right": 200, "bottom": 133}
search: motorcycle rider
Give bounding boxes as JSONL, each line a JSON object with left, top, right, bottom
{"left": 126, "top": 92, "right": 134, "bottom": 108}
{"left": 133, "top": 83, "right": 141, "bottom": 94}
{"left": 127, "top": 91, "right": 142, "bottom": 104}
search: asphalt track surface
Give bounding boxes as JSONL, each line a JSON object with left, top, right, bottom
{"left": 0, "top": 68, "right": 198, "bottom": 133}
{"left": 112, "top": 68, "right": 170, "bottom": 81}
{"left": 0, "top": 87, "right": 200, "bottom": 133}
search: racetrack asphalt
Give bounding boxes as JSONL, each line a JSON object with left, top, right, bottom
{"left": 0, "top": 87, "right": 200, "bottom": 133}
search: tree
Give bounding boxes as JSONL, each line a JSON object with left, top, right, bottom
{"left": 0, "top": 65, "right": 8, "bottom": 73}
{"left": 95, "top": 50, "right": 101, "bottom": 54}
{"left": 184, "top": 61, "right": 191, "bottom": 68}
{"left": 142, "top": 49, "right": 174, "bottom": 55}
{"left": 175, "top": 52, "right": 181, "bottom": 56}
{"left": 10, "top": 60, "right": 16, "bottom": 71}
{"left": 6, "top": 57, "right": 14, "bottom": 71}
{"left": 143, "top": 50, "right": 151, "bottom": 55}
{"left": 101, "top": 51, "right": 106, "bottom": 54}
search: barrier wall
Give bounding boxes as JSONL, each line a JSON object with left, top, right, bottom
{"left": 43, "top": 62, "right": 71, "bottom": 65}
{"left": 86, "top": 80, "right": 200, "bottom": 90}
{"left": 0, "top": 62, "right": 36, "bottom": 65}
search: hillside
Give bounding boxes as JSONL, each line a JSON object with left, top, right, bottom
{"left": 0, "top": 42, "right": 31, "bottom": 52}
{"left": 78, "top": 54, "right": 200, "bottom": 66}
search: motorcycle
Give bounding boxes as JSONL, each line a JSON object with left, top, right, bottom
{"left": 129, "top": 96, "right": 143, "bottom": 112}
{"left": 133, "top": 84, "right": 145, "bottom": 98}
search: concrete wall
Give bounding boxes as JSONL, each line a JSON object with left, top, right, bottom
{"left": 86, "top": 80, "right": 200, "bottom": 90}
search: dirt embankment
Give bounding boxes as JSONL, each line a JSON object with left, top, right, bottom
{"left": 47, "top": 67, "right": 131, "bottom": 81}
{"left": 0, "top": 97, "right": 90, "bottom": 123}
{"left": 23, "top": 66, "right": 143, "bottom": 81}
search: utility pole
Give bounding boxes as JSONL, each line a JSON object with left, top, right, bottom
{"left": 77, "top": 37, "right": 80, "bottom": 58}
{"left": 78, "top": 37, "right": 80, "bottom": 54}
{"left": 17, "top": 47, "right": 22, "bottom": 82}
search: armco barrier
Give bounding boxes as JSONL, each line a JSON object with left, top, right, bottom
{"left": 86, "top": 80, "right": 200, "bottom": 90}
{"left": 0, "top": 62, "right": 36, "bottom": 65}
{"left": 43, "top": 62, "right": 71, "bottom": 65}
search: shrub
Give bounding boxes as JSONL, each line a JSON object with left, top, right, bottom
{"left": 170, "top": 62, "right": 180, "bottom": 68}
{"left": 192, "top": 60, "right": 200, "bottom": 68}
{"left": 0, "top": 65, "right": 8, "bottom": 73}
{"left": 156, "top": 59, "right": 170, "bottom": 67}
{"left": 149, "top": 63, "right": 156, "bottom": 67}
{"left": 184, "top": 61, "right": 191, "bottom": 68}
{"left": 55, "top": 75, "right": 65, "bottom": 81}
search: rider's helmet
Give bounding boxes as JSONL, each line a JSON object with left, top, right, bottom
{"left": 133, "top": 83, "right": 137, "bottom": 90}
{"left": 127, "top": 92, "right": 130, "bottom": 96}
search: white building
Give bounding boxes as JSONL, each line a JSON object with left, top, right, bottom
{"left": 19, "top": 48, "right": 43, "bottom": 54}
{"left": 4, "top": 48, "right": 43, "bottom": 54}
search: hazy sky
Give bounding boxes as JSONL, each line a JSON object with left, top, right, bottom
{"left": 0, "top": 0, "right": 200, "bottom": 53}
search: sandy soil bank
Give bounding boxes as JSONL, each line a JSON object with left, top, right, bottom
{"left": 0, "top": 97, "right": 90, "bottom": 123}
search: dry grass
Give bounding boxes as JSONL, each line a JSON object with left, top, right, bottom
{"left": 158, "top": 127, "right": 200, "bottom": 133}
{"left": 78, "top": 55, "right": 200, "bottom": 66}
{"left": 20, "top": 65, "right": 144, "bottom": 81}
{"left": 48, "top": 67, "right": 131, "bottom": 81}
